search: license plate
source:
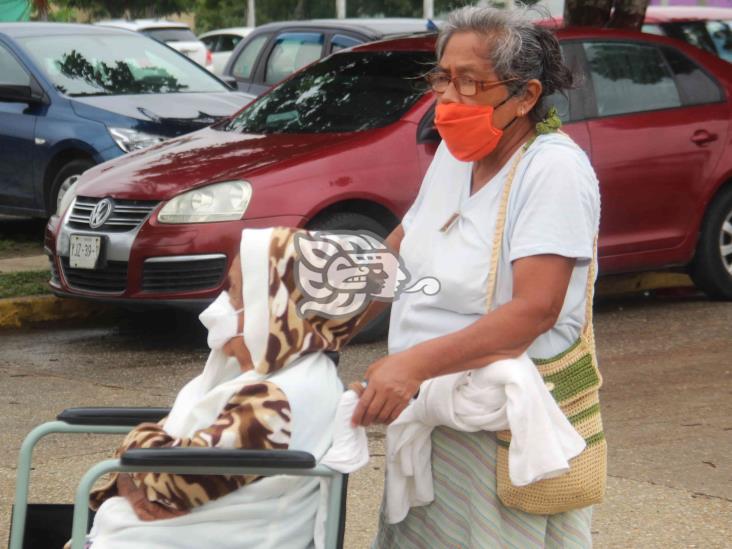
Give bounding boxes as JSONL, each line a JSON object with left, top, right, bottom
{"left": 69, "top": 235, "right": 101, "bottom": 269}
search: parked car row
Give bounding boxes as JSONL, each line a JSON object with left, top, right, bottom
{"left": 42, "top": 26, "right": 732, "bottom": 345}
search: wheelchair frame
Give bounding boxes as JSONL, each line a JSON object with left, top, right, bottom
{"left": 10, "top": 408, "right": 347, "bottom": 549}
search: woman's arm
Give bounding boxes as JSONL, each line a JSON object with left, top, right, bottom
{"left": 351, "top": 253, "right": 575, "bottom": 426}
{"left": 343, "top": 224, "right": 405, "bottom": 344}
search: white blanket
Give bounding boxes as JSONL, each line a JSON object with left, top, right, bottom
{"left": 385, "top": 354, "right": 586, "bottom": 524}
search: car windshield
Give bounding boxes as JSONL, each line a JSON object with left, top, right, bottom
{"left": 224, "top": 50, "right": 433, "bottom": 134}
{"left": 18, "top": 33, "right": 228, "bottom": 97}
{"left": 143, "top": 28, "right": 198, "bottom": 43}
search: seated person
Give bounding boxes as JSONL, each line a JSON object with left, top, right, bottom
{"left": 79, "top": 227, "right": 370, "bottom": 549}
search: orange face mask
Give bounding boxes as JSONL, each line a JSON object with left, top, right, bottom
{"left": 434, "top": 98, "right": 514, "bottom": 162}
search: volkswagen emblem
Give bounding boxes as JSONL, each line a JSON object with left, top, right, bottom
{"left": 89, "top": 198, "right": 113, "bottom": 229}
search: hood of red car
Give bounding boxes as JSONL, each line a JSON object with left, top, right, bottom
{"left": 77, "top": 127, "right": 360, "bottom": 200}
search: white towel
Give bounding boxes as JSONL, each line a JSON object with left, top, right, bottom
{"left": 320, "top": 390, "right": 370, "bottom": 473}
{"left": 385, "top": 354, "right": 586, "bottom": 524}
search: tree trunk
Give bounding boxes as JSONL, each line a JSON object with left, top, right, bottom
{"left": 609, "top": 0, "right": 651, "bottom": 30}
{"left": 246, "top": 0, "right": 255, "bottom": 27}
{"left": 564, "top": 0, "right": 613, "bottom": 28}
{"left": 294, "top": 0, "right": 307, "bottom": 19}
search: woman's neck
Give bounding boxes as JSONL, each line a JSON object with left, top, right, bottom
{"left": 471, "top": 118, "right": 535, "bottom": 194}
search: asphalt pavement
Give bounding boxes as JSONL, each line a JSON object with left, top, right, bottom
{"left": 1, "top": 294, "right": 731, "bottom": 548}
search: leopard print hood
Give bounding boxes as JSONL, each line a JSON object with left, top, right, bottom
{"left": 242, "top": 226, "right": 367, "bottom": 375}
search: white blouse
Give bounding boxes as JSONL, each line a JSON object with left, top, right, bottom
{"left": 388, "top": 132, "right": 601, "bottom": 360}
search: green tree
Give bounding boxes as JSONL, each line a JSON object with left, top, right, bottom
{"left": 53, "top": 0, "right": 193, "bottom": 19}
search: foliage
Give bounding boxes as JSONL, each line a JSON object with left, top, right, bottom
{"left": 192, "top": 0, "right": 541, "bottom": 33}
{"left": 51, "top": 0, "right": 194, "bottom": 20}
{"left": 0, "top": 270, "right": 51, "bottom": 299}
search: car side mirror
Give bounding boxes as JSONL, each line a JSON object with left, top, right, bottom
{"left": 220, "top": 75, "right": 238, "bottom": 90}
{"left": 417, "top": 122, "right": 441, "bottom": 144}
{"left": 0, "top": 83, "right": 46, "bottom": 104}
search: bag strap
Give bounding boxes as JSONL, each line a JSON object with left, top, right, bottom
{"left": 484, "top": 141, "right": 598, "bottom": 340}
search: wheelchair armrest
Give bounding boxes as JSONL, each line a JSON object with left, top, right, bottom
{"left": 121, "top": 448, "right": 317, "bottom": 469}
{"left": 57, "top": 407, "right": 171, "bottom": 426}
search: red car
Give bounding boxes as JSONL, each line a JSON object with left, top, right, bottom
{"left": 46, "top": 27, "right": 732, "bottom": 336}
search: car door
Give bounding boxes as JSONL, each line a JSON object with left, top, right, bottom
{"left": 227, "top": 32, "right": 270, "bottom": 93}
{"left": 582, "top": 40, "right": 728, "bottom": 271}
{"left": 250, "top": 31, "right": 325, "bottom": 96}
{"left": 0, "top": 41, "right": 39, "bottom": 211}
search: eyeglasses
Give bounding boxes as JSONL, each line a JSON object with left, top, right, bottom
{"left": 425, "top": 72, "right": 518, "bottom": 97}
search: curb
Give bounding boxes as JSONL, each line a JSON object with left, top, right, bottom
{"left": 0, "top": 295, "right": 118, "bottom": 330}
{"left": 0, "top": 273, "right": 695, "bottom": 331}
{"left": 595, "top": 272, "right": 694, "bottom": 297}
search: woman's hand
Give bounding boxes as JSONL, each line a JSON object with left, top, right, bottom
{"left": 116, "top": 473, "right": 187, "bottom": 521}
{"left": 351, "top": 350, "right": 424, "bottom": 427}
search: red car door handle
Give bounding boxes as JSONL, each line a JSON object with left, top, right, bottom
{"left": 690, "top": 130, "right": 718, "bottom": 146}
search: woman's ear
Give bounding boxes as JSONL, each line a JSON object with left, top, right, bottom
{"left": 520, "top": 79, "right": 543, "bottom": 116}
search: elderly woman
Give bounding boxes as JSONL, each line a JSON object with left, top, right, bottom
{"left": 351, "top": 6, "right": 602, "bottom": 548}
{"left": 80, "top": 227, "right": 369, "bottom": 549}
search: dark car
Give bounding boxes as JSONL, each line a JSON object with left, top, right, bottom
{"left": 0, "top": 23, "right": 252, "bottom": 218}
{"left": 643, "top": 6, "right": 732, "bottom": 62}
{"left": 45, "top": 28, "right": 732, "bottom": 341}
{"left": 221, "top": 18, "right": 438, "bottom": 96}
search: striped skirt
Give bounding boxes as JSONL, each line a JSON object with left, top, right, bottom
{"left": 373, "top": 427, "right": 593, "bottom": 548}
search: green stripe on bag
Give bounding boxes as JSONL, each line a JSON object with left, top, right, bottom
{"left": 543, "top": 354, "right": 600, "bottom": 402}
{"left": 567, "top": 403, "right": 601, "bottom": 425}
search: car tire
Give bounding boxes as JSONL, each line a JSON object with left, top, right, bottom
{"left": 308, "top": 211, "right": 393, "bottom": 344}
{"left": 690, "top": 186, "right": 732, "bottom": 299}
{"left": 49, "top": 159, "right": 94, "bottom": 216}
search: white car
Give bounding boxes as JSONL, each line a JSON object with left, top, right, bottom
{"left": 96, "top": 20, "right": 214, "bottom": 71}
{"left": 199, "top": 27, "right": 253, "bottom": 75}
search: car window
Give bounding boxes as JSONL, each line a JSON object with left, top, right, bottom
{"left": 200, "top": 36, "right": 219, "bottom": 52}
{"left": 18, "top": 34, "right": 228, "bottom": 96}
{"left": 143, "top": 28, "right": 198, "bottom": 43}
{"left": 0, "top": 44, "right": 30, "bottom": 86}
{"left": 219, "top": 34, "right": 243, "bottom": 53}
{"left": 706, "top": 20, "right": 732, "bottom": 62}
{"left": 583, "top": 42, "right": 681, "bottom": 117}
{"left": 330, "top": 34, "right": 363, "bottom": 53}
{"left": 225, "top": 50, "right": 432, "bottom": 134}
{"left": 662, "top": 46, "right": 724, "bottom": 106}
{"left": 265, "top": 32, "right": 324, "bottom": 85}
{"left": 231, "top": 34, "right": 268, "bottom": 80}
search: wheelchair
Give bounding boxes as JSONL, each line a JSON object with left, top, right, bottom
{"left": 10, "top": 403, "right": 349, "bottom": 549}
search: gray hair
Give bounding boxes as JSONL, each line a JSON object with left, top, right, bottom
{"left": 436, "top": 6, "right": 573, "bottom": 120}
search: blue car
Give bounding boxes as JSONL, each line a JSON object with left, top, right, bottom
{"left": 0, "top": 23, "right": 253, "bottom": 217}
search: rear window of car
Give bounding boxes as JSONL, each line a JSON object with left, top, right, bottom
{"left": 225, "top": 50, "right": 433, "bottom": 134}
{"left": 662, "top": 46, "right": 724, "bottom": 105}
{"left": 583, "top": 41, "right": 681, "bottom": 117}
{"left": 143, "top": 28, "right": 198, "bottom": 43}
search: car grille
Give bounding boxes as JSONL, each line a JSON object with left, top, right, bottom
{"left": 61, "top": 257, "right": 128, "bottom": 293}
{"left": 68, "top": 197, "right": 159, "bottom": 232}
{"left": 142, "top": 256, "right": 227, "bottom": 293}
